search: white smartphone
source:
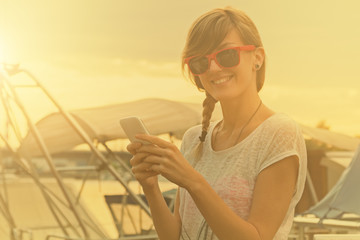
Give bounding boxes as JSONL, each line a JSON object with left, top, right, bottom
{"left": 119, "top": 116, "right": 150, "bottom": 144}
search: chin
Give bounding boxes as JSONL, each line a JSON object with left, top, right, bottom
{"left": 214, "top": 92, "right": 242, "bottom": 102}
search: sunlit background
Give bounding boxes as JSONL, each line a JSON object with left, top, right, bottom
{"left": 1, "top": 0, "right": 360, "bottom": 136}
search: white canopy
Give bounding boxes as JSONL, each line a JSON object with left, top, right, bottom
{"left": 18, "top": 98, "right": 222, "bottom": 157}
{"left": 18, "top": 98, "right": 360, "bottom": 157}
{"left": 300, "top": 124, "right": 360, "bottom": 151}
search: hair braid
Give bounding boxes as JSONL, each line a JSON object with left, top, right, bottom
{"left": 192, "top": 92, "right": 217, "bottom": 163}
{"left": 199, "top": 92, "right": 217, "bottom": 141}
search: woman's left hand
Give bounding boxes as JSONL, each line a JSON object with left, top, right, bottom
{"left": 135, "top": 134, "right": 200, "bottom": 189}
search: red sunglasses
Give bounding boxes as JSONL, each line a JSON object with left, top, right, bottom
{"left": 184, "top": 45, "right": 256, "bottom": 76}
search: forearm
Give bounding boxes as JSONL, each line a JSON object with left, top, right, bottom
{"left": 143, "top": 185, "right": 180, "bottom": 240}
{"left": 187, "top": 177, "right": 261, "bottom": 240}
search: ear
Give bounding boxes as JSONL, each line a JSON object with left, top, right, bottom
{"left": 253, "top": 47, "right": 265, "bottom": 71}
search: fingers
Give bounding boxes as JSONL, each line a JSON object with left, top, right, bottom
{"left": 131, "top": 161, "right": 154, "bottom": 173}
{"left": 149, "top": 164, "right": 162, "bottom": 173}
{"left": 131, "top": 158, "right": 159, "bottom": 181}
{"left": 136, "top": 144, "right": 172, "bottom": 157}
{"left": 130, "top": 154, "right": 164, "bottom": 172}
{"left": 142, "top": 154, "right": 164, "bottom": 165}
{"left": 135, "top": 136, "right": 178, "bottom": 159}
{"left": 130, "top": 152, "right": 149, "bottom": 166}
{"left": 126, "top": 142, "right": 142, "bottom": 155}
{"left": 135, "top": 134, "right": 175, "bottom": 149}
{"left": 130, "top": 154, "right": 161, "bottom": 174}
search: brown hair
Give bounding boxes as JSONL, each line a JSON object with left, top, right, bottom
{"left": 182, "top": 7, "right": 266, "bottom": 160}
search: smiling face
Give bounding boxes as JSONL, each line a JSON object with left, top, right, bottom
{"left": 198, "top": 29, "right": 257, "bottom": 102}
{"left": 182, "top": 8, "right": 266, "bottom": 94}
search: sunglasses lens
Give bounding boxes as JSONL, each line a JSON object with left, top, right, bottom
{"left": 188, "top": 56, "right": 208, "bottom": 75}
{"left": 216, "top": 48, "right": 239, "bottom": 68}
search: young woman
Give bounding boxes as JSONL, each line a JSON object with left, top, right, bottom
{"left": 127, "top": 7, "right": 307, "bottom": 240}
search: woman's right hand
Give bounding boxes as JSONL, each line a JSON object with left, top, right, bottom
{"left": 127, "top": 142, "right": 159, "bottom": 190}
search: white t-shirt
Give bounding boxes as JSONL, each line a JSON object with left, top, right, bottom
{"left": 178, "top": 113, "right": 307, "bottom": 240}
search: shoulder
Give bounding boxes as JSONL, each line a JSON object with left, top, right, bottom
{"left": 180, "top": 124, "right": 202, "bottom": 153}
{"left": 262, "top": 113, "right": 302, "bottom": 137}
{"left": 256, "top": 113, "right": 307, "bottom": 175}
{"left": 180, "top": 121, "right": 218, "bottom": 152}
{"left": 182, "top": 124, "right": 202, "bottom": 142}
{"left": 268, "top": 113, "right": 299, "bottom": 129}
{"left": 182, "top": 120, "right": 219, "bottom": 142}
{"left": 257, "top": 113, "right": 306, "bottom": 162}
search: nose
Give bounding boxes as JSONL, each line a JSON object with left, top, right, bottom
{"left": 208, "top": 59, "right": 222, "bottom": 72}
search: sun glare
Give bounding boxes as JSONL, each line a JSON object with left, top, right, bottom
{"left": 0, "top": 48, "right": 4, "bottom": 64}
{"left": 0, "top": 36, "right": 15, "bottom": 64}
{"left": 0, "top": 36, "right": 7, "bottom": 64}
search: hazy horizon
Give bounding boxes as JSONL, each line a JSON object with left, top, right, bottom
{"left": 1, "top": 0, "right": 360, "bottom": 136}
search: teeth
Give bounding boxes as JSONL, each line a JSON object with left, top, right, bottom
{"left": 213, "top": 76, "right": 231, "bottom": 84}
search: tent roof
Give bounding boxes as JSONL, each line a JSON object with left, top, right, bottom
{"left": 18, "top": 98, "right": 360, "bottom": 157}
{"left": 18, "top": 98, "right": 222, "bottom": 157}
{"left": 300, "top": 124, "right": 360, "bottom": 151}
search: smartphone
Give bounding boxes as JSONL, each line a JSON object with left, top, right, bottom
{"left": 119, "top": 116, "right": 150, "bottom": 144}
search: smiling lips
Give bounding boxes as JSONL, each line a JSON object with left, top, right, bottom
{"left": 212, "top": 75, "right": 233, "bottom": 85}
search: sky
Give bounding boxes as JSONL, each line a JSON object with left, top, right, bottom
{"left": 1, "top": 0, "right": 360, "bottom": 137}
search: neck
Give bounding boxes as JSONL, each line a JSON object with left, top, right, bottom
{"left": 219, "top": 91, "right": 262, "bottom": 131}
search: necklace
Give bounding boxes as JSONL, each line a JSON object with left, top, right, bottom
{"left": 213, "top": 100, "right": 263, "bottom": 147}
{"left": 193, "top": 100, "right": 262, "bottom": 239}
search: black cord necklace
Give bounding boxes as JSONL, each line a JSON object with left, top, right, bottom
{"left": 213, "top": 100, "right": 262, "bottom": 148}
{"left": 195, "top": 100, "right": 263, "bottom": 239}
